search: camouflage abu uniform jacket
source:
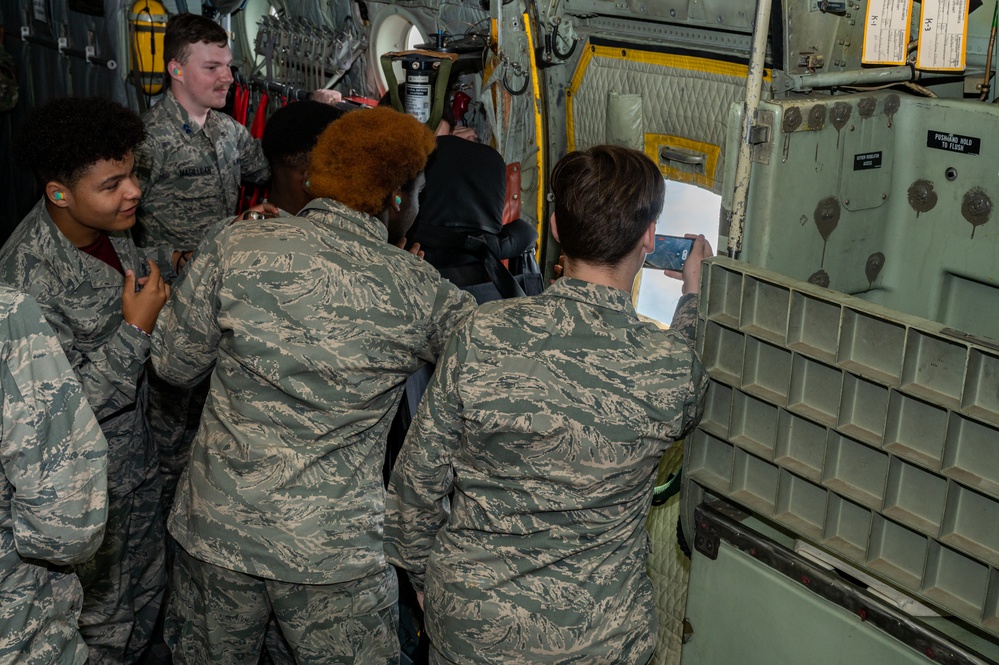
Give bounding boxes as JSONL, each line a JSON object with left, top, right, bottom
{"left": 0, "top": 287, "right": 108, "bottom": 665}
{"left": 152, "top": 198, "right": 475, "bottom": 585}
{"left": 0, "top": 200, "right": 176, "bottom": 494}
{"left": 134, "top": 89, "right": 270, "bottom": 250}
{"left": 385, "top": 279, "right": 708, "bottom": 665}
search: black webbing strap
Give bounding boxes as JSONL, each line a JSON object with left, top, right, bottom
{"left": 423, "top": 226, "right": 525, "bottom": 299}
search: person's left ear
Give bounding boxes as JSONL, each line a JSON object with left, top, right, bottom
{"left": 168, "top": 60, "right": 183, "bottom": 80}
{"left": 46, "top": 182, "right": 70, "bottom": 208}
{"left": 549, "top": 212, "right": 560, "bottom": 242}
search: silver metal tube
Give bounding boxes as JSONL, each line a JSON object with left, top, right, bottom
{"left": 727, "top": 0, "right": 774, "bottom": 259}
{"left": 791, "top": 65, "right": 914, "bottom": 91}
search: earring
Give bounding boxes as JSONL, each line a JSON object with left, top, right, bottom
{"left": 53, "top": 191, "right": 63, "bottom": 201}
{"left": 395, "top": 196, "right": 402, "bottom": 205}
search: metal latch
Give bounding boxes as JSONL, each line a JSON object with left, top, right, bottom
{"left": 749, "top": 125, "right": 770, "bottom": 145}
{"left": 797, "top": 51, "right": 826, "bottom": 70}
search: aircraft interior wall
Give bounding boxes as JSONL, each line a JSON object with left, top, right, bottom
{"left": 2, "top": 0, "right": 999, "bottom": 661}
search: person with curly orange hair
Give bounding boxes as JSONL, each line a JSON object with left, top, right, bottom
{"left": 149, "top": 106, "right": 476, "bottom": 665}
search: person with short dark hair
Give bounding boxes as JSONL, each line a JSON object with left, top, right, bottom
{"left": 551, "top": 145, "right": 671, "bottom": 266}
{"left": 261, "top": 100, "right": 345, "bottom": 215}
{"left": 134, "top": 13, "right": 270, "bottom": 250}
{"left": 151, "top": 106, "right": 475, "bottom": 664}
{"left": 134, "top": 12, "right": 272, "bottom": 537}
{"left": 386, "top": 144, "right": 712, "bottom": 665}
{"left": 0, "top": 96, "right": 177, "bottom": 665}
{"left": 161, "top": 11, "right": 224, "bottom": 72}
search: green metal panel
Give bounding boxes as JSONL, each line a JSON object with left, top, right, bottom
{"left": 682, "top": 257, "right": 999, "bottom": 650}
{"left": 729, "top": 92, "right": 999, "bottom": 343}
{"left": 681, "top": 530, "right": 994, "bottom": 665}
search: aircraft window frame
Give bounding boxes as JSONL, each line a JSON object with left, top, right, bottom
{"left": 369, "top": 8, "right": 430, "bottom": 95}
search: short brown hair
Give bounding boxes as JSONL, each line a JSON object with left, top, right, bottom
{"left": 308, "top": 107, "right": 436, "bottom": 216}
{"left": 551, "top": 145, "right": 664, "bottom": 266}
{"left": 164, "top": 13, "right": 228, "bottom": 67}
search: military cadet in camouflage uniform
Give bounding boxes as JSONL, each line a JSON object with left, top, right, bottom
{"left": 386, "top": 145, "right": 713, "bottom": 665}
{"left": 134, "top": 13, "right": 269, "bottom": 250}
{"left": 0, "top": 98, "right": 177, "bottom": 665}
{"left": 133, "top": 12, "right": 271, "bottom": 526}
{"left": 152, "top": 106, "right": 475, "bottom": 665}
{"left": 261, "top": 100, "right": 344, "bottom": 217}
{"left": 0, "top": 286, "right": 109, "bottom": 665}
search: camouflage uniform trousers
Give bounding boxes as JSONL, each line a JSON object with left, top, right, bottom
{"left": 428, "top": 646, "right": 652, "bottom": 665}
{"left": 0, "top": 563, "right": 88, "bottom": 665}
{"left": 166, "top": 547, "right": 400, "bottom": 665}
{"left": 422, "top": 568, "right": 658, "bottom": 665}
{"left": 147, "top": 371, "right": 208, "bottom": 519}
{"left": 75, "top": 464, "right": 165, "bottom": 665}
{"left": 145, "top": 370, "right": 208, "bottom": 662}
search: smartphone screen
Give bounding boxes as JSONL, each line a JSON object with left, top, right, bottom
{"left": 644, "top": 235, "right": 694, "bottom": 272}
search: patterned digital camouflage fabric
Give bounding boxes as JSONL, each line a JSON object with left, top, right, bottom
{"left": 133, "top": 89, "right": 270, "bottom": 250}
{"left": 167, "top": 548, "right": 400, "bottom": 665}
{"left": 385, "top": 279, "right": 708, "bottom": 665}
{"left": 0, "top": 286, "right": 108, "bottom": 665}
{"left": 135, "top": 88, "right": 269, "bottom": 525}
{"left": 145, "top": 372, "right": 205, "bottom": 521}
{"left": 0, "top": 200, "right": 171, "bottom": 665}
{"left": 152, "top": 197, "right": 474, "bottom": 658}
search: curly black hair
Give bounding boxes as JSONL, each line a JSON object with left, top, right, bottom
{"left": 14, "top": 97, "right": 146, "bottom": 188}
{"left": 262, "top": 100, "right": 344, "bottom": 169}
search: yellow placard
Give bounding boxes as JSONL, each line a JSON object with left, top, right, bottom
{"left": 916, "top": 0, "right": 970, "bottom": 71}
{"left": 862, "top": 0, "right": 914, "bottom": 65}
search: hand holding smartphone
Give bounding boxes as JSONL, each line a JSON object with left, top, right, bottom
{"left": 644, "top": 234, "right": 695, "bottom": 272}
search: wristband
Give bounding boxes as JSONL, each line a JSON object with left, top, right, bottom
{"left": 126, "top": 321, "right": 151, "bottom": 337}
